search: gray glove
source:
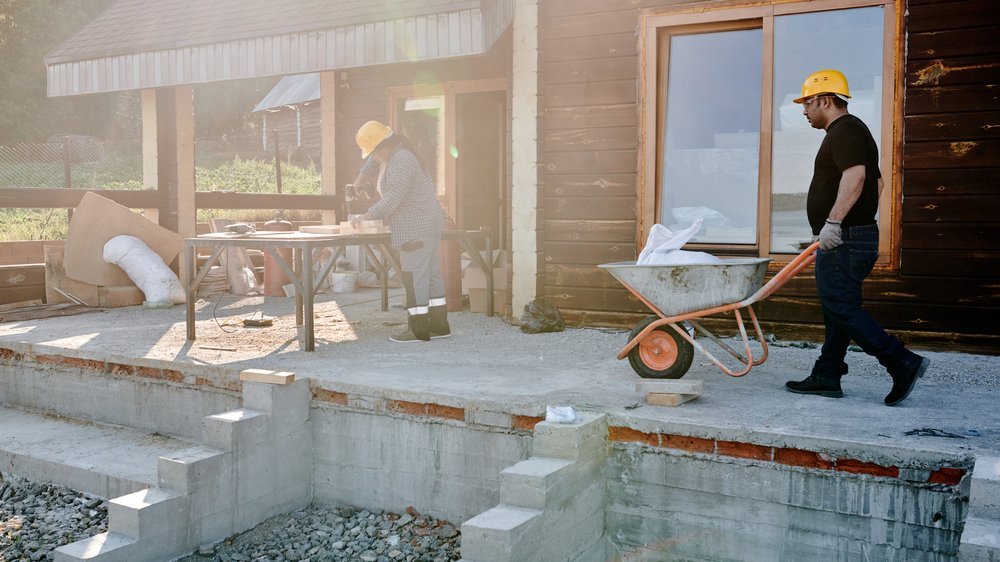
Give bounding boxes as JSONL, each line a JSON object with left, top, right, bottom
{"left": 818, "top": 219, "right": 843, "bottom": 250}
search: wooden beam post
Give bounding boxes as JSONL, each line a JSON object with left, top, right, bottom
{"left": 320, "top": 71, "right": 338, "bottom": 225}
{"left": 141, "top": 89, "right": 159, "bottom": 224}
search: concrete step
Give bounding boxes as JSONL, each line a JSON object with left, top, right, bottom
{"left": 53, "top": 532, "right": 137, "bottom": 562}
{"left": 500, "top": 457, "right": 575, "bottom": 510}
{"left": 461, "top": 505, "right": 542, "bottom": 562}
{"left": 959, "top": 516, "right": 1000, "bottom": 562}
{"left": 0, "top": 405, "right": 195, "bottom": 499}
{"left": 971, "top": 456, "right": 1000, "bottom": 519}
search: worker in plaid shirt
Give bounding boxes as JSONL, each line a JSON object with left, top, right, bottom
{"left": 351, "top": 120, "right": 449, "bottom": 342}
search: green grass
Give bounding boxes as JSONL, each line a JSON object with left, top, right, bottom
{"left": 0, "top": 155, "right": 322, "bottom": 241}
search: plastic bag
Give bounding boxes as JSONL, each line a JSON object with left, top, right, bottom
{"left": 545, "top": 406, "right": 579, "bottom": 424}
{"left": 636, "top": 219, "right": 723, "bottom": 266}
{"left": 520, "top": 299, "right": 565, "bottom": 334}
{"left": 103, "top": 235, "right": 185, "bottom": 305}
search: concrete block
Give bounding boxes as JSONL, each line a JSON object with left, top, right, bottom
{"left": 500, "top": 457, "right": 574, "bottom": 510}
{"left": 532, "top": 413, "right": 607, "bottom": 462}
{"left": 157, "top": 446, "right": 226, "bottom": 492}
{"left": 242, "top": 378, "right": 311, "bottom": 432}
{"left": 201, "top": 409, "right": 268, "bottom": 452}
{"left": 54, "top": 532, "right": 136, "bottom": 562}
{"left": 108, "top": 487, "right": 188, "bottom": 540}
{"left": 972, "top": 456, "right": 1000, "bottom": 519}
{"left": 466, "top": 407, "right": 513, "bottom": 429}
{"left": 960, "top": 516, "right": 1000, "bottom": 562}
{"left": 461, "top": 505, "right": 542, "bottom": 562}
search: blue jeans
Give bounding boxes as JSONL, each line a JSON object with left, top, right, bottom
{"left": 813, "top": 224, "right": 906, "bottom": 379}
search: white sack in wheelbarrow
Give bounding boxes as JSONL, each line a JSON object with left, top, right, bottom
{"left": 636, "top": 218, "right": 723, "bottom": 265}
{"left": 103, "top": 235, "right": 186, "bottom": 305}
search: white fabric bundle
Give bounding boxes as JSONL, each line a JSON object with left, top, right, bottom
{"left": 103, "top": 235, "right": 185, "bottom": 304}
{"left": 636, "top": 219, "right": 723, "bottom": 266}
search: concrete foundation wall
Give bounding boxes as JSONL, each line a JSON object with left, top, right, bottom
{"left": 0, "top": 347, "right": 241, "bottom": 441}
{"left": 605, "top": 446, "right": 967, "bottom": 561}
{"left": 312, "top": 405, "right": 532, "bottom": 524}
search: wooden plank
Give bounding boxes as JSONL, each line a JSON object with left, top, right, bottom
{"left": 900, "top": 249, "right": 1000, "bottom": 277}
{"left": 239, "top": 368, "right": 295, "bottom": 385}
{"left": 900, "top": 223, "right": 1000, "bottom": 250}
{"left": 903, "top": 111, "right": 1000, "bottom": 141}
{"left": 544, "top": 58, "right": 638, "bottom": 85}
{"left": 904, "top": 84, "right": 1000, "bottom": 115}
{"left": 906, "top": 0, "right": 999, "bottom": 33}
{"left": 545, "top": 220, "right": 636, "bottom": 242}
{"left": 646, "top": 393, "right": 699, "bottom": 407}
{"left": 0, "top": 287, "right": 45, "bottom": 306}
{"left": 545, "top": 150, "right": 637, "bottom": 175}
{"left": 545, "top": 126, "right": 638, "bottom": 153}
{"left": 543, "top": 174, "right": 637, "bottom": 198}
{"left": 903, "top": 168, "right": 1000, "bottom": 196}
{"left": 547, "top": 10, "right": 639, "bottom": 39}
{"left": 0, "top": 188, "right": 161, "bottom": 210}
{"left": 544, "top": 33, "right": 637, "bottom": 62}
{"left": 908, "top": 27, "right": 1000, "bottom": 60}
{"left": 545, "top": 104, "right": 638, "bottom": 130}
{"left": 543, "top": 284, "right": 647, "bottom": 312}
{"left": 902, "top": 195, "right": 1000, "bottom": 223}
{"left": 0, "top": 264, "right": 45, "bottom": 289}
{"left": 772, "top": 274, "right": 1000, "bottom": 307}
{"left": 902, "top": 139, "right": 1000, "bottom": 169}
{"left": 755, "top": 298, "right": 998, "bottom": 334}
{"left": 546, "top": 264, "right": 624, "bottom": 289}
{"left": 546, "top": 81, "right": 637, "bottom": 109}
{"left": 906, "top": 55, "right": 1000, "bottom": 88}
{"left": 545, "top": 196, "right": 637, "bottom": 221}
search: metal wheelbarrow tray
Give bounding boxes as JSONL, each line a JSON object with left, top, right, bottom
{"left": 599, "top": 242, "right": 819, "bottom": 379}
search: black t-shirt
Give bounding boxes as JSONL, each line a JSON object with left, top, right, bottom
{"left": 806, "top": 114, "right": 881, "bottom": 234}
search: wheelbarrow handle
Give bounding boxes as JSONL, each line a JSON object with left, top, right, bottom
{"left": 744, "top": 241, "right": 819, "bottom": 305}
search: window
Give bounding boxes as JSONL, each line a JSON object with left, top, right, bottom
{"left": 642, "top": 1, "right": 896, "bottom": 258}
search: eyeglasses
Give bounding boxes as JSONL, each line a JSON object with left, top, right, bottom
{"left": 802, "top": 96, "right": 830, "bottom": 110}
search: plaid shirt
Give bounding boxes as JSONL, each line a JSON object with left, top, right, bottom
{"left": 364, "top": 146, "right": 444, "bottom": 247}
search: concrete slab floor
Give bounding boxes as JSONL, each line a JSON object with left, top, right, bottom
{"left": 1, "top": 287, "right": 998, "bottom": 460}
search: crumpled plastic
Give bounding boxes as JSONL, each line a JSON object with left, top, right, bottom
{"left": 545, "top": 406, "right": 579, "bottom": 424}
{"left": 636, "top": 218, "right": 723, "bottom": 266}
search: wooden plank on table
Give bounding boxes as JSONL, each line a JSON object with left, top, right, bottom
{"left": 240, "top": 368, "right": 295, "bottom": 385}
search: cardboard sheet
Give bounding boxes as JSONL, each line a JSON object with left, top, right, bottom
{"left": 64, "top": 192, "right": 184, "bottom": 287}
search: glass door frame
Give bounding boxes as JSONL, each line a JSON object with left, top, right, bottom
{"left": 640, "top": 0, "right": 900, "bottom": 264}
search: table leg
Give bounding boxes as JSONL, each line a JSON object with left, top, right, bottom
{"left": 294, "top": 248, "right": 303, "bottom": 326}
{"left": 185, "top": 245, "right": 196, "bottom": 340}
{"left": 303, "top": 245, "right": 315, "bottom": 352}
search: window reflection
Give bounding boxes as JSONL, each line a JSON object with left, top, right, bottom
{"left": 660, "top": 29, "right": 762, "bottom": 244}
{"left": 771, "top": 7, "right": 884, "bottom": 253}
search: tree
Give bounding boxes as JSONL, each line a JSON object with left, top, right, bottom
{"left": 0, "top": 0, "right": 129, "bottom": 144}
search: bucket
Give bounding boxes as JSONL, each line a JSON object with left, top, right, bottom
{"left": 330, "top": 271, "right": 358, "bottom": 293}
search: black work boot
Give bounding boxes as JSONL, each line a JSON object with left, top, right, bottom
{"left": 390, "top": 313, "right": 431, "bottom": 342}
{"left": 428, "top": 304, "right": 451, "bottom": 339}
{"left": 885, "top": 353, "right": 929, "bottom": 406}
{"left": 785, "top": 374, "right": 843, "bottom": 398}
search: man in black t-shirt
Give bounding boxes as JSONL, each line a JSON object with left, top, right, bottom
{"left": 784, "top": 70, "right": 928, "bottom": 406}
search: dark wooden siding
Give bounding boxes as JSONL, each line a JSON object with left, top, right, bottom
{"left": 537, "top": 0, "right": 1000, "bottom": 352}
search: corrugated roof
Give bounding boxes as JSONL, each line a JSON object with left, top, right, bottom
{"left": 46, "top": 0, "right": 513, "bottom": 97}
{"left": 253, "top": 74, "right": 320, "bottom": 112}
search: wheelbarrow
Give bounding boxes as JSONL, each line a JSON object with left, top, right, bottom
{"left": 599, "top": 242, "right": 819, "bottom": 379}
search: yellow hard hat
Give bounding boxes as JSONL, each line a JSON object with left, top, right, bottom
{"left": 793, "top": 69, "right": 851, "bottom": 104}
{"left": 356, "top": 120, "right": 393, "bottom": 159}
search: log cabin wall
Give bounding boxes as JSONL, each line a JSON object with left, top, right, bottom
{"left": 264, "top": 102, "right": 322, "bottom": 162}
{"left": 537, "top": 0, "right": 999, "bottom": 353}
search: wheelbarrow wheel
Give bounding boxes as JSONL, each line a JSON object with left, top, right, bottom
{"left": 627, "top": 316, "right": 695, "bottom": 379}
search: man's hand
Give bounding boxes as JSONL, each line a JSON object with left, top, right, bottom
{"left": 819, "top": 219, "right": 843, "bottom": 250}
{"left": 350, "top": 213, "right": 368, "bottom": 229}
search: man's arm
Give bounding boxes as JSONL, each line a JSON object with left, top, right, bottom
{"left": 827, "top": 165, "right": 865, "bottom": 222}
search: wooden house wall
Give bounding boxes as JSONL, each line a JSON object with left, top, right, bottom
{"left": 536, "top": 0, "right": 999, "bottom": 352}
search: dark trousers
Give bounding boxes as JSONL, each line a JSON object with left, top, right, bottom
{"left": 813, "top": 224, "right": 907, "bottom": 379}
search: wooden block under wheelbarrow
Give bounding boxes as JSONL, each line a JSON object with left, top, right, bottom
{"left": 636, "top": 380, "right": 702, "bottom": 407}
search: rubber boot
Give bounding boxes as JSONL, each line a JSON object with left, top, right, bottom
{"left": 429, "top": 304, "right": 451, "bottom": 339}
{"left": 390, "top": 313, "right": 431, "bottom": 342}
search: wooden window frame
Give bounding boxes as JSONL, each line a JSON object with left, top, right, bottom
{"left": 639, "top": 0, "right": 901, "bottom": 267}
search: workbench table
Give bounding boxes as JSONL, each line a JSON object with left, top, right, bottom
{"left": 184, "top": 229, "right": 494, "bottom": 351}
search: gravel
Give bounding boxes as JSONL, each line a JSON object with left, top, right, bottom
{"left": 0, "top": 473, "right": 108, "bottom": 562}
{"left": 0, "top": 472, "right": 460, "bottom": 562}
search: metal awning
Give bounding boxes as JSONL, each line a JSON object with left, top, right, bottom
{"left": 253, "top": 74, "right": 320, "bottom": 112}
{"left": 46, "top": 0, "right": 513, "bottom": 97}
